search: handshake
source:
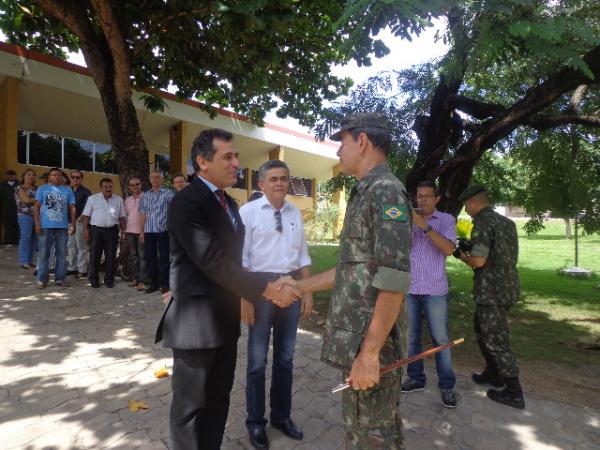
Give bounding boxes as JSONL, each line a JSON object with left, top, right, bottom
{"left": 263, "top": 276, "right": 304, "bottom": 308}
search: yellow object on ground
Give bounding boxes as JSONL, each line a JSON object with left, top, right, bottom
{"left": 128, "top": 400, "right": 150, "bottom": 412}
{"left": 154, "top": 367, "right": 169, "bottom": 378}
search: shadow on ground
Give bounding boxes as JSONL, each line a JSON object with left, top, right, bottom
{"left": 1, "top": 246, "right": 599, "bottom": 449}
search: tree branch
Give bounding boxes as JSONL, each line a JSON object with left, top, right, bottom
{"left": 436, "top": 44, "right": 600, "bottom": 179}
{"left": 35, "top": 0, "right": 96, "bottom": 44}
{"left": 567, "top": 84, "right": 588, "bottom": 113}
{"left": 527, "top": 113, "right": 600, "bottom": 130}
{"left": 450, "top": 94, "right": 506, "bottom": 119}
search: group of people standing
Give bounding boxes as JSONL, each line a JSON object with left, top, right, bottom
{"left": 1, "top": 112, "right": 524, "bottom": 450}
{"left": 0, "top": 166, "right": 188, "bottom": 293}
{"left": 153, "top": 114, "right": 523, "bottom": 450}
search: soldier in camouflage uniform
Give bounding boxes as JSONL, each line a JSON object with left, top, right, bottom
{"left": 297, "top": 113, "right": 411, "bottom": 449}
{"left": 454, "top": 185, "right": 525, "bottom": 409}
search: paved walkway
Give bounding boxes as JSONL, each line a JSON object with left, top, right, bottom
{"left": 0, "top": 245, "right": 598, "bottom": 449}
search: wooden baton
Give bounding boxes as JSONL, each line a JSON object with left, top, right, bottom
{"left": 331, "top": 338, "right": 465, "bottom": 393}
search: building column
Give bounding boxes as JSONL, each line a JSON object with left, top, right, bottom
{"left": 268, "top": 145, "right": 284, "bottom": 161}
{"left": 311, "top": 178, "right": 317, "bottom": 210}
{"left": 169, "top": 121, "right": 189, "bottom": 175}
{"left": 332, "top": 163, "right": 346, "bottom": 238}
{"left": 0, "top": 77, "right": 19, "bottom": 176}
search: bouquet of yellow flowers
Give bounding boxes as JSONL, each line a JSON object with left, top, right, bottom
{"left": 456, "top": 218, "right": 474, "bottom": 240}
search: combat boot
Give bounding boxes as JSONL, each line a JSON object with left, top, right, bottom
{"left": 487, "top": 377, "right": 525, "bottom": 409}
{"left": 472, "top": 369, "right": 504, "bottom": 387}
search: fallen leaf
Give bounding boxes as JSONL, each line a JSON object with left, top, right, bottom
{"left": 128, "top": 399, "right": 150, "bottom": 412}
{"left": 154, "top": 367, "right": 169, "bottom": 378}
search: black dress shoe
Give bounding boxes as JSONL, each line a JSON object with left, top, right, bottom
{"left": 145, "top": 285, "right": 159, "bottom": 294}
{"left": 90, "top": 282, "right": 100, "bottom": 288}
{"left": 271, "top": 419, "right": 303, "bottom": 440}
{"left": 248, "top": 427, "right": 269, "bottom": 449}
{"left": 104, "top": 281, "right": 114, "bottom": 288}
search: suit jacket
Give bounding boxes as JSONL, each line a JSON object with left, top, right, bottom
{"left": 155, "top": 177, "right": 268, "bottom": 349}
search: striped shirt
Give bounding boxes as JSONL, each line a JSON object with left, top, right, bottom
{"left": 138, "top": 188, "right": 175, "bottom": 233}
{"left": 409, "top": 209, "right": 456, "bottom": 295}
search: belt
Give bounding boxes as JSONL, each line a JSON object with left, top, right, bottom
{"left": 90, "top": 224, "right": 119, "bottom": 229}
{"left": 254, "top": 269, "right": 301, "bottom": 282}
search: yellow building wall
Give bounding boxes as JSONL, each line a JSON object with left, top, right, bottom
{"left": 0, "top": 77, "right": 19, "bottom": 176}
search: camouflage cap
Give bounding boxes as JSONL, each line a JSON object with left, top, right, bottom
{"left": 458, "top": 184, "right": 487, "bottom": 202}
{"left": 329, "top": 112, "right": 390, "bottom": 141}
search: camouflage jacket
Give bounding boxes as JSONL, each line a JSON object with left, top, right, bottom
{"left": 321, "top": 163, "right": 411, "bottom": 376}
{"left": 470, "top": 207, "right": 520, "bottom": 306}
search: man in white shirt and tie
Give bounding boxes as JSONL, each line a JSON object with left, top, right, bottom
{"left": 240, "top": 160, "right": 313, "bottom": 449}
{"left": 82, "top": 178, "right": 126, "bottom": 288}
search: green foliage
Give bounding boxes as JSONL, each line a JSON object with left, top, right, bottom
{"left": 323, "top": 173, "right": 356, "bottom": 199}
{"left": 305, "top": 188, "right": 341, "bottom": 241}
{"left": 316, "top": 0, "right": 600, "bottom": 228}
{"left": 0, "top": 1, "right": 363, "bottom": 127}
{"left": 140, "top": 94, "right": 168, "bottom": 114}
{"left": 336, "top": 0, "right": 448, "bottom": 66}
{"left": 513, "top": 131, "right": 600, "bottom": 234}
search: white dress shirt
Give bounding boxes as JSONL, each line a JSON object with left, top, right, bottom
{"left": 239, "top": 195, "right": 311, "bottom": 273}
{"left": 82, "top": 193, "right": 126, "bottom": 227}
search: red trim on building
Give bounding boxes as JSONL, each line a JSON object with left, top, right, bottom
{"left": 0, "top": 41, "right": 338, "bottom": 148}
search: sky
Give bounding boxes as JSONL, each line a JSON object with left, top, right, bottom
{"left": 1, "top": 20, "right": 448, "bottom": 134}
{"left": 268, "top": 23, "right": 448, "bottom": 133}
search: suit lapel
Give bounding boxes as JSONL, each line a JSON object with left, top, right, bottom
{"left": 191, "top": 178, "right": 236, "bottom": 231}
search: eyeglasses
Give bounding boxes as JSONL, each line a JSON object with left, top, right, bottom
{"left": 274, "top": 210, "right": 282, "bottom": 233}
{"left": 416, "top": 194, "right": 437, "bottom": 199}
{"left": 129, "top": 182, "right": 140, "bottom": 186}
{"left": 71, "top": 176, "right": 81, "bottom": 179}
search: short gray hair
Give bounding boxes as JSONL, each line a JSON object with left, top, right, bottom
{"left": 258, "top": 160, "right": 289, "bottom": 181}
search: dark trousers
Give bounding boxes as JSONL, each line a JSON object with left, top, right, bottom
{"left": 246, "top": 297, "right": 301, "bottom": 428}
{"left": 2, "top": 207, "right": 19, "bottom": 244}
{"left": 144, "top": 231, "right": 170, "bottom": 289}
{"left": 89, "top": 225, "right": 119, "bottom": 285}
{"left": 126, "top": 233, "right": 145, "bottom": 283}
{"left": 170, "top": 344, "right": 237, "bottom": 450}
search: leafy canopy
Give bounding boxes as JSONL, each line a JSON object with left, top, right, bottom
{"left": 0, "top": 0, "right": 392, "bottom": 126}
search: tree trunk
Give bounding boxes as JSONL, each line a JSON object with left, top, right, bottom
{"left": 98, "top": 87, "right": 151, "bottom": 192}
{"left": 37, "top": 0, "right": 151, "bottom": 194}
{"left": 564, "top": 217, "right": 572, "bottom": 239}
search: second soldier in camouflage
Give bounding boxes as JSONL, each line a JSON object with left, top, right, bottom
{"left": 455, "top": 185, "right": 525, "bottom": 410}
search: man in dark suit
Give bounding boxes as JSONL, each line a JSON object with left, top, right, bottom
{"left": 156, "top": 128, "right": 300, "bottom": 450}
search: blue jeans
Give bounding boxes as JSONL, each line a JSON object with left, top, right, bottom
{"left": 37, "top": 228, "right": 68, "bottom": 284}
{"left": 17, "top": 215, "right": 37, "bottom": 265}
{"left": 246, "top": 297, "right": 301, "bottom": 429}
{"left": 406, "top": 294, "right": 456, "bottom": 390}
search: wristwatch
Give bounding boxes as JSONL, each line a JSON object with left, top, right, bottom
{"left": 423, "top": 224, "right": 432, "bottom": 234}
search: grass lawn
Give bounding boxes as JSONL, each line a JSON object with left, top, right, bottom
{"left": 308, "top": 219, "right": 600, "bottom": 376}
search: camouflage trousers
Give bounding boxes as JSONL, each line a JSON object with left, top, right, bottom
{"left": 474, "top": 304, "right": 519, "bottom": 378}
{"left": 341, "top": 372, "right": 405, "bottom": 450}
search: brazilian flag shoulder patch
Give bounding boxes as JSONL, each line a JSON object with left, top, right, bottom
{"left": 382, "top": 204, "right": 408, "bottom": 222}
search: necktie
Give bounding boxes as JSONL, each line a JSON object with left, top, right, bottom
{"left": 215, "top": 189, "right": 228, "bottom": 211}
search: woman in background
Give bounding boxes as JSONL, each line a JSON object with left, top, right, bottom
{"left": 16, "top": 169, "right": 38, "bottom": 269}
